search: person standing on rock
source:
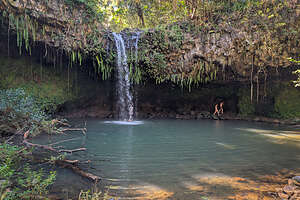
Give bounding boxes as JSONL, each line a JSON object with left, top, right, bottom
{"left": 218, "top": 101, "right": 224, "bottom": 115}
{"left": 213, "top": 103, "right": 219, "bottom": 115}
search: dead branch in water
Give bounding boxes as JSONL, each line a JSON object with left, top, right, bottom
{"left": 55, "top": 160, "right": 100, "bottom": 182}
{"left": 58, "top": 147, "right": 86, "bottom": 153}
{"left": 23, "top": 139, "right": 57, "bottom": 151}
{"left": 48, "top": 137, "right": 82, "bottom": 146}
{"left": 23, "top": 139, "right": 86, "bottom": 154}
{"left": 58, "top": 127, "right": 87, "bottom": 135}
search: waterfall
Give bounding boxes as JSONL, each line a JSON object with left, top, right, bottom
{"left": 112, "top": 31, "right": 141, "bottom": 121}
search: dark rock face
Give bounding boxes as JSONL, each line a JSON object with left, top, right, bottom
{"left": 59, "top": 80, "right": 240, "bottom": 120}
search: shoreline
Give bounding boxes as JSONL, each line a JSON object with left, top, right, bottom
{"left": 59, "top": 110, "right": 300, "bottom": 126}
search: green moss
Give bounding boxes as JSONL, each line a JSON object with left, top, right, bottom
{"left": 0, "top": 56, "right": 76, "bottom": 113}
{"left": 237, "top": 89, "right": 255, "bottom": 116}
{"left": 274, "top": 86, "right": 300, "bottom": 119}
{"left": 138, "top": 22, "right": 218, "bottom": 89}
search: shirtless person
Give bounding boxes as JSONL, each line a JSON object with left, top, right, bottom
{"left": 213, "top": 103, "right": 219, "bottom": 115}
{"left": 218, "top": 101, "right": 224, "bottom": 115}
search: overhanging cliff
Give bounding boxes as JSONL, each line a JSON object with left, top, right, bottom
{"left": 1, "top": 0, "right": 299, "bottom": 87}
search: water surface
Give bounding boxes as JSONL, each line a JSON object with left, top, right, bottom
{"left": 35, "top": 119, "right": 300, "bottom": 199}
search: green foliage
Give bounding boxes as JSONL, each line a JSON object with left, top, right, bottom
{"left": 0, "top": 56, "right": 75, "bottom": 113}
{"left": 96, "top": 0, "right": 269, "bottom": 31}
{"left": 78, "top": 187, "right": 111, "bottom": 200}
{"left": 0, "top": 143, "right": 56, "bottom": 200}
{"left": 138, "top": 23, "right": 218, "bottom": 89}
{"left": 64, "top": 0, "right": 105, "bottom": 21}
{"left": 274, "top": 86, "right": 300, "bottom": 119}
{"left": 288, "top": 57, "right": 300, "bottom": 87}
{"left": 293, "top": 69, "right": 300, "bottom": 87}
{"left": 95, "top": 54, "right": 112, "bottom": 80}
{"left": 0, "top": 88, "right": 69, "bottom": 136}
{"left": 237, "top": 90, "right": 255, "bottom": 116}
{"left": 78, "top": 190, "right": 102, "bottom": 200}
{"left": 0, "top": 88, "right": 47, "bottom": 122}
{"left": 7, "top": 12, "right": 38, "bottom": 55}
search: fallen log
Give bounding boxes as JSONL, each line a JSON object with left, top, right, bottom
{"left": 55, "top": 160, "right": 100, "bottom": 182}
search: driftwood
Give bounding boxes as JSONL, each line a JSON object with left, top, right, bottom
{"left": 55, "top": 160, "right": 100, "bottom": 182}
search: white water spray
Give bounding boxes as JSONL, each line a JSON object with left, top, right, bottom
{"left": 112, "top": 32, "right": 141, "bottom": 121}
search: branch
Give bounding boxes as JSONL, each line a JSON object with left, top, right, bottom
{"left": 23, "top": 139, "right": 57, "bottom": 152}
{"left": 48, "top": 137, "right": 82, "bottom": 146}
{"left": 55, "top": 160, "right": 100, "bottom": 182}
{"left": 23, "top": 139, "right": 86, "bottom": 154}
{"left": 58, "top": 128, "right": 87, "bottom": 135}
{"left": 58, "top": 148, "right": 86, "bottom": 153}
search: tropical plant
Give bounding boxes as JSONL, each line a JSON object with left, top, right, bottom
{"left": 0, "top": 143, "right": 56, "bottom": 200}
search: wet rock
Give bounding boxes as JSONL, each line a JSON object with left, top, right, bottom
{"left": 196, "top": 111, "right": 212, "bottom": 119}
{"left": 293, "top": 176, "right": 300, "bottom": 184}
{"left": 212, "top": 115, "right": 220, "bottom": 120}
{"left": 278, "top": 192, "right": 289, "bottom": 199}
{"left": 283, "top": 185, "right": 295, "bottom": 196}
{"left": 291, "top": 190, "right": 300, "bottom": 198}
{"left": 278, "top": 177, "right": 300, "bottom": 200}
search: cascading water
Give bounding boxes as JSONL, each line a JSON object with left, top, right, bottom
{"left": 112, "top": 31, "right": 141, "bottom": 121}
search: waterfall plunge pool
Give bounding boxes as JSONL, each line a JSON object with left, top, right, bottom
{"left": 33, "top": 119, "right": 300, "bottom": 199}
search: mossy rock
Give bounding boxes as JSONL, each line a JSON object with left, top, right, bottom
{"left": 0, "top": 56, "right": 76, "bottom": 113}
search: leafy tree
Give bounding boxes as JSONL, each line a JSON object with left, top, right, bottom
{"left": 288, "top": 57, "right": 300, "bottom": 87}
